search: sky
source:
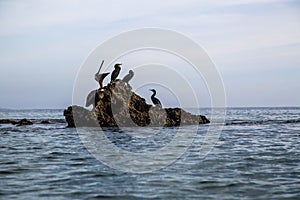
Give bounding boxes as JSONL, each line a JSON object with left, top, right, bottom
{"left": 0, "top": 0, "right": 299, "bottom": 109}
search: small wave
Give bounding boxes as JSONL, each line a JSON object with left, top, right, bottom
{"left": 226, "top": 118, "right": 300, "bottom": 126}
{"left": 30, "top": 118, "right": 66, "bottom": 124}
{"left": 48, "top": 119, "right": 66, "bottom": 123}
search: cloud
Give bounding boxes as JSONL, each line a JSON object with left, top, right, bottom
{"left": 0, "top": 0, "right": 153, "bottom": 35}
{"left": 1, "top": 0, "right": 292, "bottom": 35}
{"left": 0, "top": 0, "right": 299, "bottom": 108}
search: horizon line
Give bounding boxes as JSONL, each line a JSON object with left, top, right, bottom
{"left": 0, "top": 105, "right": 299, "bottom": 110}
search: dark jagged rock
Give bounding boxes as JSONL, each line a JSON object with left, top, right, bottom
{"left": 64, "top": 80, "right": 210, "bottom": 128}
{"left": 0, "top": 118, "right": 33, "bottom": 126}
{"left": 64, "top": 106, "right": 98, "bottom": 127}
{"left": 40, "top": 120, "right": 52, "bottom": 124}
{"left": 0, "top": 119, "right": 17, "bottom": 124}
{"left": 16, "top": 119, "right": 33, "bottom": 126}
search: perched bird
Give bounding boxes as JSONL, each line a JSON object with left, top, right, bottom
{"left": 110, "top": 64, "right": 122, "bottom": 83}
{"left": 149, "top": 89, "right": 162, "bottom": 107}
{"left": 86, "top": 60, "right": 108, "bottom": 108}
{"left": 85, "top": 89, "right": 100, "bottom": 108}
{"left": 94, "top": 60, "right": 110, "bottom": 88}
{"left": 95, "top": 72, "right": 110, "bottom": 88}
{"left": 122, "top": 70, "right": 134, "bottom": 84}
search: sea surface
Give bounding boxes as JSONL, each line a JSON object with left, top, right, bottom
{"left": 0, "top": 107, "right": 299, "bottom": 199}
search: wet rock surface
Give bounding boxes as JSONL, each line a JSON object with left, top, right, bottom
{"left": 64, "top": 80, "right": 210, "bottom": 128}
{"left": 40, "top": 120, "right": 52, "bottom": 124}
{"left": 0, "top": 119, "right": 17, "bottom": 124}
{"left": 16, "top": 119, "right": 33, "bottom": 126}
{"left": 0, "top": 118, "right": 33, "bottom": 126}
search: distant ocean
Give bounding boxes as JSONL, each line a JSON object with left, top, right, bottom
{"left": 0, "top": 107, "right": 299, "bottom": 199}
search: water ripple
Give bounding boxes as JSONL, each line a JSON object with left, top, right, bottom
{"left": 0, "top": 108, "right": 299, "bottom": 199}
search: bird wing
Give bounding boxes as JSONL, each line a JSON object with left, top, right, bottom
{"left": 85, "top": 90, "right": 97, "bottom": 107}
{"left": 122, "top": 74, "right": 130, "bottom": 82}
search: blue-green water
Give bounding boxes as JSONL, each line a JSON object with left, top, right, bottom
{"left": 0, "top": 107, "right": 299, "bottom": 199}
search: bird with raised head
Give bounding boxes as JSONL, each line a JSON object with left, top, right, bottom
{"left": 95, "top": 72, "right": 110, "bottom": 88}
{"left": 93, "top": 60, "right": 110, "bottom": 88}
{"left": 110, "top": 64, "right": 122, "bottom": 83}
{"left": 149, "top": 89, "right": 162, "bottom": 107}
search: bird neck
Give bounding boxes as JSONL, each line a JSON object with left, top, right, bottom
{"left": 99, "top": 81, "right": 104, "bottom": 88}
{"left": 151, "top": 91, "right": 156, "bottom": 97}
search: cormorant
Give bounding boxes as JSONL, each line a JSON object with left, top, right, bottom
{"left": 95, "top": 72, "right": 110, "bottom": 88}
{"left": 110, "top": 64, "right": 122, "bottom": 83}
{"left": 149, "top": 89, "right": 162, "bottom": 107}
{"left": 85, "top": 89, "right": 99, "bottom": 108}
{"left": 122, "top": 70, "right": 134, "bottom": 84}
{"left": 85, "top": 60, "right": 108, "bottom": 108}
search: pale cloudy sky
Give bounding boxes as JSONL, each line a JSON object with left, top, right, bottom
{"left": 0, "top": 0, "right": 299, "bottom": 108}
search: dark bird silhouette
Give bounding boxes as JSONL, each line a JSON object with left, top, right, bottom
{"left": 110, "top": 64, "right": 122, "bottom": 83}
{"left": 86, "top": 60, "right": 108, "bottom": 108}
{"left": 95, "top": 72, "right": 110, "bottom": 88}
{"left": 85, "top": 89, "right": 100, "bottom": 108}
{"left": 122, "top": 70, "right": 134, "bottom": 84}
{"left": 149, "top": 89, "right": 162, "bottom": 107}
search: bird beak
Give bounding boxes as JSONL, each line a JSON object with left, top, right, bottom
{"left": 96, "top": 60, "right": 104, "bottom": 74}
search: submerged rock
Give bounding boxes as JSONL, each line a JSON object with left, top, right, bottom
{"left": 16, "top": 119, "right": 33, "bottom": 126}
{"left": 40, "top": 120, "right": 52, "bottom": 124}
{"left": 0, "top": 119, "right": 17, "bottom": 124}
{"left": 64, "top": 80, "right": 210, "bottom": 128}
{"left": 0, "top": 118, "right": 33, "bottom": 126}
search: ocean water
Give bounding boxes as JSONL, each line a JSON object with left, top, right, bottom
{"left": 0, "top": 107, "right": 299, "bottom": 199}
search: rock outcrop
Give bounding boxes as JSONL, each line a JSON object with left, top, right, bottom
{"left": 0, "top": 119, "right": 17, "bottom": 124}
{"left": 40, "top": 120, "right": 52, "bottom": 124}
{"left": 64, "top": 80, "right": 210, "bottom": 128}
{"left": 0, "top": 118, "right": 33, "bottom": 126}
